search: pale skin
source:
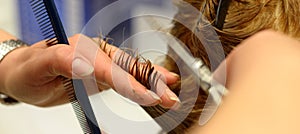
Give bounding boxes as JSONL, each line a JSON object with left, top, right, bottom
{"left": 190, "top": 30, "right": 300, "bottom": 134}
{"left": 3, "top": 29, "right": 299, "bottom": 133}
{"left": 0, "top": 29, "right": 180, "bottom": 108}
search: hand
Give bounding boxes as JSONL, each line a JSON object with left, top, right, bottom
{"left": 0, "top": 31, "right": 179, "bottom": 108}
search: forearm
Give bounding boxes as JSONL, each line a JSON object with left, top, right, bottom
{"left": 0, "top": 29, "right": 17, "bottom": 42}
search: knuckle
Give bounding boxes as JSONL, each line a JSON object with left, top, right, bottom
{"left": 49, "top": 46, "right": 73, "bottom": 76}
{"left": 53, "top": 45, "right": 73, "bottom": 59}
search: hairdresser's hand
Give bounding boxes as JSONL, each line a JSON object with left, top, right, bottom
{"left": 0, "top": 30, "right": 72, "bottom": 107}
{"left": 0, "top": 31, "right": 179, "bottom": 108}
{"left": 70, "top": 34, "right": 180, "bottom": 109}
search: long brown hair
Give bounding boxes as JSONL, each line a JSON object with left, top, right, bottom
{"left": 99, "top": 0, "right": 300, "bottom": 133}
{"left": 142, "top": 0, "right": 300, "bottom": 133}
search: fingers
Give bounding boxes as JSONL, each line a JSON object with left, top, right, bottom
{"left": 83, "top": 36, "right": 162, "bottom": 105}
{"left": 94, "top": 38, "right": 181, "bottom": 108}
{"left": 67, "top": 35, "right": 164, "bottom": 105}
{"left": 106, "top": 63, "right": 163, "bottom": 106}
{"left": 42, "top": 34, "right": 180, "bottom": 109}
{"left": 147, "top": 70, "right": 181, "bottom": 109}
{"left": 97, "top": 38, "right": 179, "bottom": 85}
{"left": 153, "top": 65, "right": 179, "bottom": 85}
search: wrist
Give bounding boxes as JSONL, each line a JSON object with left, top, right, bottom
{"left": 0, "top": 38, "right": 29, "bottom": 105}
{"left": 0, "top": 42, "right": 28, "bottom": 91}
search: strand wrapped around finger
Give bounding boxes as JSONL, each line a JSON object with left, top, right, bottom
{"left": 96, "top": 37, "right": 161, "bottom": 94}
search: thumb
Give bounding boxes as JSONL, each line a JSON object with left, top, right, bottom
{"left": 45, "top": 45, "right": 93, "bottom": 78}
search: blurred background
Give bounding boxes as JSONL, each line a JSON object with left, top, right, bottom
{"left": 0, "top": 0, "right": 176, "bottom": 133}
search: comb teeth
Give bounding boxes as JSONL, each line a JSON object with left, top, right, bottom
{"left": 73, "top": 101, "right": 92, "bottom": 133}
{"left": 29, "top": 1, "right": 99, "bottom": 133}
{"left": 30, "top": 0, "right": 58, "bottom": 46}
{"left": 62, "top": 78, "right": 92, "bottom": 134}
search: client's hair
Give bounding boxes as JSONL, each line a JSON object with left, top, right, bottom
{"left": 141, "top": 0, "right": 300, "bottom": 133}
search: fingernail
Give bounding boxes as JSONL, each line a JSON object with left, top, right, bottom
{"left": 169, "top": 72, "right": 180, "bottom": 78}
{"left": 167, "top": 90, "right": 181, "bottom": 103}
{"left": 72, "top": 58, "right": 94, "bottom": 77}
{"left": 167, "top": 90, "right": 181, "bottom": 110}
{"left": 147, "top": 90, "right": 162, "bottom": 103}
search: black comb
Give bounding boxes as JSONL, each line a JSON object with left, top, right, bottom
{"left": 29, "top": 0, "right": 101, "bottom": 133}
{"left": 215, "top": 0, "right": 231, "bottom": 30}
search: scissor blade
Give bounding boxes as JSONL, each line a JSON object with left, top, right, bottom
{"left": 167, "top": 38, "right": 200, "bottom": 73}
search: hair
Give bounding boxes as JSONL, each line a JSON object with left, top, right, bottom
{"left": 98, "top": 0, "right": 300, "bottom": 133}
{"left": 141, "top": 0, "right": 300, "bottom": 133}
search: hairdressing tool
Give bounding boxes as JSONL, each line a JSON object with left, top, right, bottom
{"left": 29, "top": 0, "right": 101, "bottom": 133}
{"left": 167, "top": 36, "right": 229, "bottom": 125}
{"left": 168, "top": 38, "right": 228, "bottom": 103}
{"left": 215, "top": 0, "right": 231, "bottom": 30}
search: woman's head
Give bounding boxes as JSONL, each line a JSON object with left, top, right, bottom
{"left": 143, "top": 0, "right": 300, "bottom": 133}
{"left": 171, "top": 0, "right": 300, "bottom": 68}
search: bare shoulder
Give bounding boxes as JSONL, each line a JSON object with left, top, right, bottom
{"left": 225, "top": 30, "right": 300, "bottom": 88}
{"left": 190, "top": 30, "right": 300, "bottom": 134}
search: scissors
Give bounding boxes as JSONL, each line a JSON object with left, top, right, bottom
{"left": 167, "top": 35, "right": 229, "bottom": 125}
